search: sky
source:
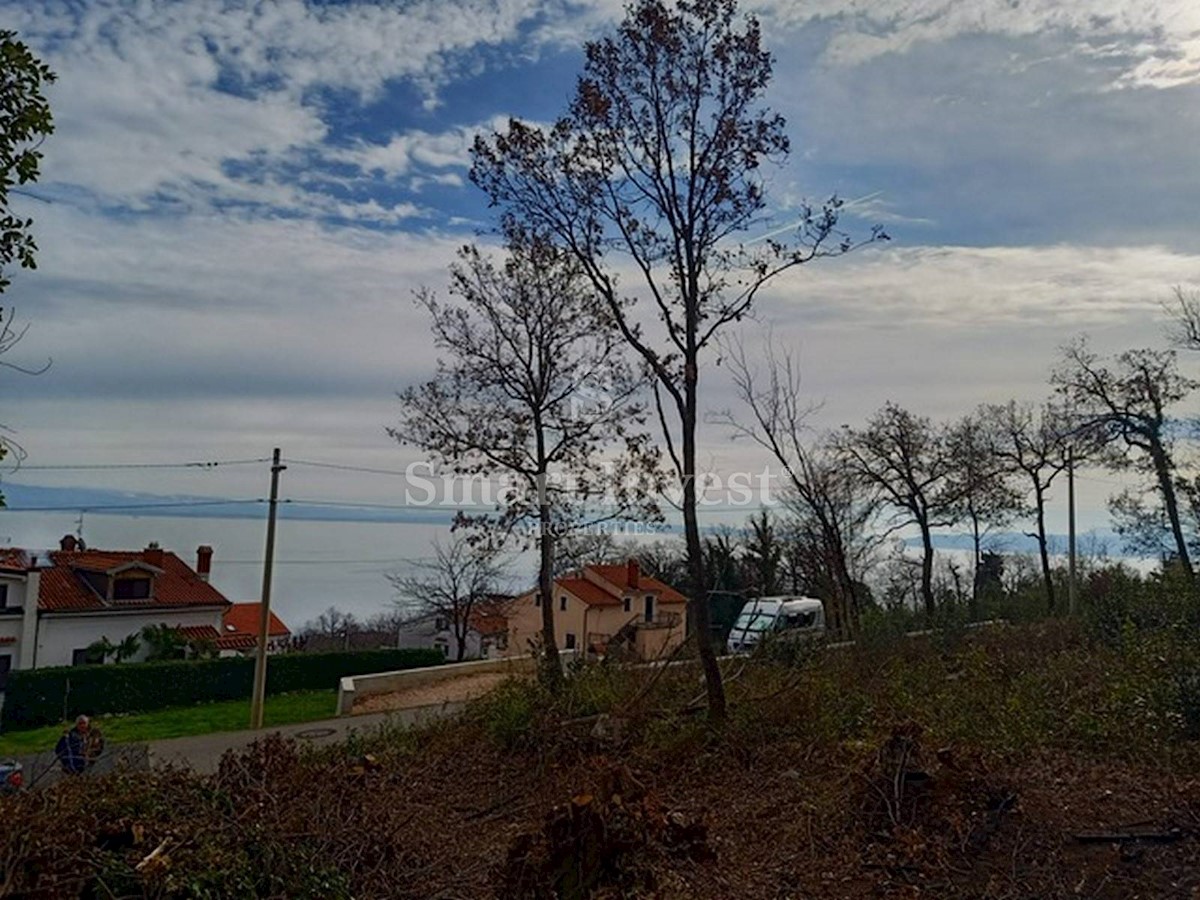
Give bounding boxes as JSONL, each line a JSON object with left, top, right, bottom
{"left": 3, "top": 0, "right": 1200, "bottom": 544}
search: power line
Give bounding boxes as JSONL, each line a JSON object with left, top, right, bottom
{"left": 10, "top": 457, "right": 272, "bottom": 472}
{"left": 3, "top": 499, "right": 265, "bottom": 512}
{"left": 281, "top": 497, "right": 428, "bottom": 511}
{"left": 283, "top": 458, "right": 414, "bottom": 477}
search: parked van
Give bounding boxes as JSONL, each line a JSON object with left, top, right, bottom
{"left": 726, "top": 596, "right": 825, "bottom": 654}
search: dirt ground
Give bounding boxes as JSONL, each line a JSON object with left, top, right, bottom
{"left": 350, "top": 670, "right": 521, "bottom": 714}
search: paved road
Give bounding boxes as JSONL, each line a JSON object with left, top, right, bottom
{"left": 149, "top": 701, "right": 465, "bottom": 774}
{"left": 14, "top": 702, "right": 465, "bottom": 785}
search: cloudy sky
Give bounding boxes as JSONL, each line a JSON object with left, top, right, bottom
{"left": 3, "top": 0, "right": 1200, "bottom": 532}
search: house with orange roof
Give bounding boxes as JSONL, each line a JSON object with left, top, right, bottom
{"left": 503, "top": 560, "right": 688, "bottom": 660}
{"left": 395, "top": 595, "right": 513, "bottom": 660}
{"left": 219, "top": 602, "right": 293, "bottom": 656}
{"left": 0, "top": 535, "right": 233, "bottom": 686}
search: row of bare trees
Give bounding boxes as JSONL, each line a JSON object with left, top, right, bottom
{"left": 386, "top": 0, "right": 1199, "bottom": 723}
{"left": 716, "top": 328, "right": 1200, "bottom": 633}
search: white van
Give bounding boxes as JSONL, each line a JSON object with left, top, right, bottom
{"left": 726, "top": 596, "right": 825, "bottom": 654}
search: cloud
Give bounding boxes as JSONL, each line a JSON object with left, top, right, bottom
{"left": 333, "top": 115, "right": 513, "bottom": 180}
{"left": 6, "top": 1, "right": 554, "bottom": 218}
{"left": 757, "top": 243, "right": 1200, "bottom": 328}
{"left": 528, "top": 0, "right": 1200, "bottom": 90}
{"left": 757, "top": 0, "right": 1200, "bottom": 89}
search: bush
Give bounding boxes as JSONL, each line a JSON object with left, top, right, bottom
{"left": 1, "top": 648, "right": 444, "bottom": 730}
{"left": 468, "top": 677, "right": 547, "bottom": 750}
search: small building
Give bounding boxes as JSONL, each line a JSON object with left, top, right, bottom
{"left": 218, "top": 602, "right": 293, "bottom": 656}
{"left": 0, "top": 536, "right": 231, "bottom": 687}
{"left": 395, "top": 596, "right": 512, "bottom": 660}
{"left": 504, "top": 560, "right": 687, "bottom": 660}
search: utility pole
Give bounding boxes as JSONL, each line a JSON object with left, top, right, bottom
{"left": 250, "top": 448, "right": 286, "bottom": 729}
{"left": 1067, "top": 445, "right": 1077, "bottom": 617}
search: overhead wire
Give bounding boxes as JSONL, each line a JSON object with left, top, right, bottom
{"left": 3, "top": 499, "right": 265, "bottom": 512}
{"left": 10, "top": 457, "right": 272, "bottom": 472}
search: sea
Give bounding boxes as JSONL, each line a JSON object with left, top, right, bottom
{"left": 1, "top": 511, "right": 470, "bottom": 631}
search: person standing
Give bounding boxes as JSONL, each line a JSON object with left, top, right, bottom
{"left": 55, "top": 715, "right": 103, "bottom": 775}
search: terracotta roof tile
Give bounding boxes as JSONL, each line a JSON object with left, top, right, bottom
{"left": 468, "top": 611, "right": 509, "bottom": 636}
{"left": 0, "top": 549, "right": 29, "bottom": 572}
{"left": 588, "top": 563, "right": 688, "bottom": 605}
{"left": 216, "top": 633, "right": 258, "bottom": 651}
{"left": 559, "top": 577, "right": 622, "bottom": 607}
{"left": 37, "top": 548, "right": 231, "bottom": 612}
{"left": 176, "top": 625, "right": 222, "bottom": 643}
{"left": 223, "top": 602, "right": 291, "bottom": 639}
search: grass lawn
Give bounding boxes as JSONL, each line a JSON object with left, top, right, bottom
{"left": 0, "top": 690, "right": 338, "bottom": 756}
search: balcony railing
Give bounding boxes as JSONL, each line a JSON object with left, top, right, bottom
{"left": 637, "top": 610, "right": 681, "bottom": 629}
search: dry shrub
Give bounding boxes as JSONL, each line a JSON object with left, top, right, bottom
{"left": 498, "top": 763, "right": 712, "bottom": 899}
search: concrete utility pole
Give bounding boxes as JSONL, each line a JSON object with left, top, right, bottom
{"left": 250, "top": 447, "right": 286, "bottom": 729}
{"left": 1067, "top": 445, "right": 1077, "bottom": 616}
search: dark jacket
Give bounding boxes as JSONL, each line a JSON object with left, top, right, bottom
{"left": 55, "top": 728, "right": 91, "bottom": 774}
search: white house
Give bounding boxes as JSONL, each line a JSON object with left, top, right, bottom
{"left": 394, "top": 598, "right": 511, "bottom": 661}
{"left": 0, "top": 536, "right": 235, "bottom": 688}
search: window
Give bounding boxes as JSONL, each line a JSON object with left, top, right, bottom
{"left": 559, "top": 596, "right": 567, "bottom": 612}
{"left": 535, "top": 595, "right": 541, "bottom": 607}
{"left": 112, "top": 577, "right": 151, "bottom": 601}
{"left": 623, "top": 596, "right": 631, "bottom": 613}
{"left": 0, "top": 654, "right": 9, "bottom": 691}
{"left": 0, "top": 584, "right": 7, "bottom": 609}
{"left": 565, "top": 632, "right": 577, "bottom": 650}
{"left": 644, "top": 595, "right": 655, "bottom": 623}
{"left": 782, "top": 611, "right": 816, "bottom": 630}
{"left": 434, "top": 616, "right": 448, "bottom": 632}
{"left": 71, "top": 648, "right": 90, "bottom": 666}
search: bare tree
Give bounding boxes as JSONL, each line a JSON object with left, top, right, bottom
{"left": 1052, "top": 339, "right": 1198, "bottom": 579}
{"left": 946, "top": 411, "right": 1025, "bottom": 613}
{"left": 471, "top": 0, "right": 885, "bottom": 718}
{"left": 742, "top": 511, "right": 783, "bottom": 597}
{"left": 716, "top": 339, "right": 880, "bottom": 634}
{"left": 553, "top": 530, "right": 626, "bottom": 577}
{"left": 387, "top": 536, "right": 506, "bottom": 662}
{"left": 633, "top": 539, "right": 689, "bottom": 589}
{"left": 980, "top": 401, "right": 1077, "bottom": 612}
{"left": 837, "top": 404, "right": 961, "bottom": 619}
{"left": 300, "top": 607, "right": 361, "bottom": 650}
{"left": 1164, "top": 285, "right": 1200, "bottom": 351}
{"left": 390, "top": 237, "right": 657, "bottom": 684}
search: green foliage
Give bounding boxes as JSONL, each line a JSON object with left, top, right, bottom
{"left": 1, "top": 648, "right": 444, "bottom": 730}
{"left": 140, "top": 623, "right": 189, "bottom": 661}
{"left": 0, "top": 690, "right": 337, "bottom": 755}
{"left": 469, "top": 677, "right": 547, "bottom": 750}
{"left": 0, "top": 30, "right": 56, "bottom": 292}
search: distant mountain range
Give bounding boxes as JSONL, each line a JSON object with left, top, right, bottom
{"left": 0, "top": 481, "right": 1128, "bottom": 555}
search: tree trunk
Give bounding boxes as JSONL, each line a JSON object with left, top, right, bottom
{"left": 1034, "top": 485, "right": 1056, "bottom": 613}
{"left": 919, "top": 518, "right": 936, "bottom": 620}
{"left": 1149, "top": 439, "right": 1195, "bottom": 579}
{"left": 969, "top": 513, "right": 982, "bottom": 621}
{"left": 828, "top": 529, "right": 859, "bottom": 637}
{"left": 683, "top": 363, "right": 726, "bottom": 722}
{"left": 538, "top": 499, "right": 563, "bottom": 687}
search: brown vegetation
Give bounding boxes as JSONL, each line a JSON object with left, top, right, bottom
{"left": 3, "top": 620, "right": 1200, "bottom": 898}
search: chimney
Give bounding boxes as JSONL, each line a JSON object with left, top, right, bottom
{"left": 627, "top": 558, "right": 640, "bottom": 589}
{"left": 144, "top": 541, "right": 164, "bottom": 568}
{"left": 60, "top": 534, "right": 77, "bottom": 552}
{"left": 196, "top": 545, "right": 213, "bottom": 582}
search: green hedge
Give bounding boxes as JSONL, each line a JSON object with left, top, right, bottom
{"left": 1, "top": 648, "right": 445, "bottom": 730}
